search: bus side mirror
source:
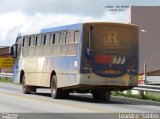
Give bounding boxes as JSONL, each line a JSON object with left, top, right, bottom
{"left": 86, "top": 49, "right": 94, "bottom": 59}
{"left": 10, "top": 44, "right": 18, "bottom": 58}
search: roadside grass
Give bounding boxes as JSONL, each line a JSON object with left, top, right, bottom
{"left": 112, "top": 91, "right": 160, "bottom": 102}
{"left": 0, "top": 77, "right": 13, "bottom": 83}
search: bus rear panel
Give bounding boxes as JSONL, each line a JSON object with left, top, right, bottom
{"left": 77, "top": 23, "right": 138, "bottom": 91}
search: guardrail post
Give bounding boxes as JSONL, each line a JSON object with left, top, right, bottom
{"left": 144, "top": 61, "right": 146, "bottom": 85}
{"left": 127, "top": 90, "right": 131, "bottom": 96}
{"left": 139, "top": 62, "right": 146, "bottom": 99}
{"left": 139, "top": 90, "right": 145, "bottom": 99}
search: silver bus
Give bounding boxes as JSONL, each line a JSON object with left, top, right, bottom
{"left": 11, "top": 22, "right": 139, "bottom": 101}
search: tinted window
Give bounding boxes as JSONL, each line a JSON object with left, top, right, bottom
{"left": 37, "top": 35, "right": 42, "bottom": 46}
{"left": 16, "top": 37, "right": 22, "bottom": 44}
{"left": 59, "top": 33, "right": 63, "bottom": 44}
{"left": 41, "top": 35, "right": 46, "bottom": 45}
{"left": 52, "top": 34, "right": 56, "bottom": 44}
{"left": 69, "top": 31, "right": 75, "bottom": 43}
{"left": 89, "top": 26, "right": 133, "bottom": 50}
{"left": 66, "top": 31, "right": 70, "bottom": 43}
{"left": 75, "top": 31, "right": 79, "bottom": 43}
{"left": 24, "top": 37, "right": 28, "bottom": 47}
{"left": 28, "top": 37, "right": 31, "bottom": 46}
{"left": 62, "top": 32, "right": 67, "bottom": 44}
{"left": 35, "top": 36, "right": 38, "bottom": 46}
{"left": 55, "top": 33, "right": 60, "bottom": 44}
{"left": 30, "top": 36, "right": 35, "bottom": 46}
{"left": 45, "top": 34, "right": 51, "bottom": 45}
{"left": 22, "top": 37, "right": 25, "bottom": 47}
{"left": 51, "top": 34, "right": 55, "bottom": 44}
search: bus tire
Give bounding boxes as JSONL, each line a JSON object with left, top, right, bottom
{"left": 51, "top": 75, "right": 68, "bottom": 99}
{"left": 30, "top": 87, "right": 37, "bottom": 93}
{"left": 92, "top": 90, "right": 111, "bottom": 102}
{"left": 22, "top": 75, "right": 31, "bottom": 94}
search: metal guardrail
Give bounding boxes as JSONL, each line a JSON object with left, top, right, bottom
{"left": 0, "top": 73, "right": 159, "bottom": 93}
{"left": 0, "top": 73, "right": 13, "bottom": 78}
{"left": 138, "top": 84, "right": 160, "bottom": 89}
{"left": 133, "top": 84, "right": 160, "bottom": 93}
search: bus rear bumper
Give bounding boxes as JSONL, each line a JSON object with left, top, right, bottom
{"left": 77, "top": 73, "right": 138, "bottom": 87}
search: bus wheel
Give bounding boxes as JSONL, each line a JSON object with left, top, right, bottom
{"left": 22, "top": 75, "right": 31, "bottom": 94}
{"left": 51, "top": 75, "right": 65, "bottom": 99}
{"left": 92, "top": 90, "right": 111, "bottom": 102}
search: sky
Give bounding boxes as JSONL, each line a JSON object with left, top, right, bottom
{"left": 1, "top": 0, "right": 160, "bottom": 46}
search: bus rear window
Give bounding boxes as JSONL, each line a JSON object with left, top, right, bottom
{"left": 94, "top": 27, "right": 132, "bottom": 50}
{"left": 84, "top": 25, "right": 137, "bottom": 51}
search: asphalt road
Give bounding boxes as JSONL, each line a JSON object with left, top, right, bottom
{"left": 0, "top": 82, "right": 160, "bottom": 119}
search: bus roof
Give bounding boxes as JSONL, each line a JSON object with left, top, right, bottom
{"left": 83, "top": 22, "right": 138, "bottom": 27}
{"left": 41, "top": 23, "right": 82, "bottom": 33}
{"left": 18, "top": 22, "right": 138, "bottom": 37}
{"left": 41, "top": 22, "right": 138, "bottom": 33}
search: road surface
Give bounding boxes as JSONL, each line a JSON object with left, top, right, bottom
{"left": 0, "top": 82, "right": 160, "bottom": 119}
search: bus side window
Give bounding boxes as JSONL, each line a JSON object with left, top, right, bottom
{"left": 59, "top": 33, "right": 63, "bottom": 44}
{"left": 37, "top": 35, "right": 42, "bottom": 46}
{"left": 45, "top": 34, "right": 51, "bottom": 45}
{"left": 15, "top": 37, "right": 23, "bottom": 57}
{"left": 35, "top": 36, "right": 37, "bottom": 46}
{"left": 24, "top": 37, "right": 28, "bottom": 47}
{"left": 28, "top": 37, "right": 31, "bottom": 46}
{"left": 16, "top": 37, "right": 22, "bottom": 44}
{"left": 61, "top": 32, "right": 67, "bottom": 55}
{"left": 50, "top": 34, "right": 55, "bottom": 44}
{"left": 30, "top": 36, "right": 35, "bottom": 46}
{"left": 66, "top": 31, "right": 70, "bottom": 43}
{"left": 41, "top": 35, "right": 46, "bottom": 45}
{"left": 55, "top": 33, "right": 60, "bottom": 44}
{"left": 22, "top": 37, "right": 25, "bottom": 47}
{"left": 62, "top": 32, "right": 67, "bottom": 44}
{"left": 75, "top": 31, "right": 79, "bottom": 43}
{"left": 69, "top": 31, "right": 75, "bottom": 43}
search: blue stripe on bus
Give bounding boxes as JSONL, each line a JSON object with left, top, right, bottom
{"left": 41, "top": 23, "right": 82, "bottom": 33}
{"left": 48, "top": 56, "right": 79, "bottom": 73}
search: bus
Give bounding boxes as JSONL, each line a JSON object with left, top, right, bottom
{"left": 10, "top": 22, "right": 139, "bottom": 101}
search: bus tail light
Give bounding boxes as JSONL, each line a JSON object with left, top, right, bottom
{"left": 95, "top": 55, "right": 114, "bottom": 64}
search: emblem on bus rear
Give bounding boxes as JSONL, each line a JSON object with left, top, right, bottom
{"left": 103, "top": 31, "right": 119, "bottom": 46}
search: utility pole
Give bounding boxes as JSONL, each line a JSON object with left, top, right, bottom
{"left": 144, "top": 61, "right": 146, "bottom": 84}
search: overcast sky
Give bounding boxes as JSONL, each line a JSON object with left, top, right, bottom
{"left": 1, "top": 0, "right": 160, "bottom": 46}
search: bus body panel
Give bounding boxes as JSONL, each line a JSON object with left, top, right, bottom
{"left": 77, "top": 73, "right": 137, "bottom": 86}
{"left": 13, "top": 23, "right": 83, "bottom": 88}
